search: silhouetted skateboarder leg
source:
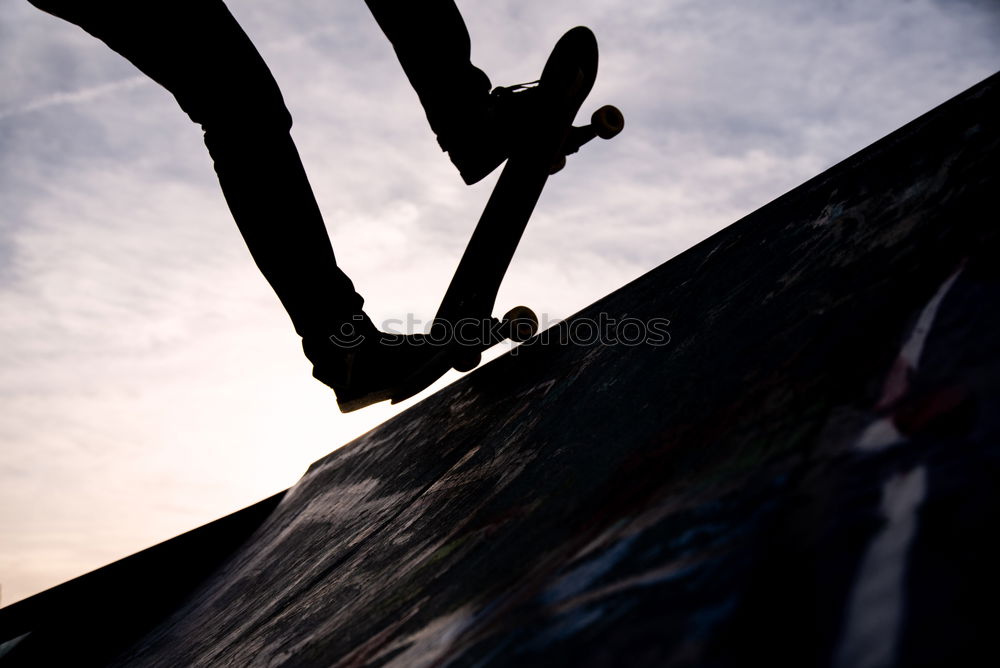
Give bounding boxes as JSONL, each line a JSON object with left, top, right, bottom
{"left": 27, "top": 0, "right": 617, "bottom": 412}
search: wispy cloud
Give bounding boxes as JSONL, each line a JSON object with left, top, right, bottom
{"left": 0, "top": 75, "right": 148, "bottom": 121}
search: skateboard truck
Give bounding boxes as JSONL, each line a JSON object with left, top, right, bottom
{"left": 551, "top": 105, "right": 625, "bottom": 174}
{"left": 444, "top": 305, "right": 540, "bottom": 373}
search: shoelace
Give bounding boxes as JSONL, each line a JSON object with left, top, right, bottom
{"left": 491, "top": 80, "right": 540, "bottom": 97}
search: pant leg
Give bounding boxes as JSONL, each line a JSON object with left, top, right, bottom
{"left": 29, "top": 0, "right": 363, "bottom": 337}
{"left": 364, "top": 0, "right": 491, "bottom": 145}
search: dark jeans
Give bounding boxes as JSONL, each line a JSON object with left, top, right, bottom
{"left": 28, "top": 0, "right": 489, "bottom": 338}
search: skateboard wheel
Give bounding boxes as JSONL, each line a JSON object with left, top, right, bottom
{"left": 503, "top": 305, "right": 539, "bottom": 343}
{"left": 592, "top": 105, "right": 624, "bottom": 139}
{"left": 452, "top": 350, "right": 481, "bottom": 373}
{"left": 549, "top": 154, "right": 567, "bottom": 175}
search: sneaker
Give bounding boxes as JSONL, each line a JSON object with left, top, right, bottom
{"left": 439, "top": 81, "right": 542, "bottom": 185}
{"left": 303, "top": 314, "right": 443, "bottom": 413}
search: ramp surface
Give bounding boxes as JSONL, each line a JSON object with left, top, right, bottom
{"left": 2, "top": 72, "right": 998, "bottom": 667}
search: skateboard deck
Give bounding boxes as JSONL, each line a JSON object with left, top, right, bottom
{"left": 391, "top": 26, "right": 623, "bottom": 403}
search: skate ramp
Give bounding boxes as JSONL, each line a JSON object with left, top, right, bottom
{"left": 1, "top": 72, "right": 998, "bottom": 667}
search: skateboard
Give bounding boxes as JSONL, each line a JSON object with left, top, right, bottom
{"left": 391, "top": 26, "right": 623, "bottom": 403}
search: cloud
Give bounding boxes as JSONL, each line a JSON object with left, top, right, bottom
{"left": 0, "top": 75, "right": 148, "bottom": 121}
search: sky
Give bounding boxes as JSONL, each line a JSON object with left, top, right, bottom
{"left": 1, "top": 0, "right": 998, "bottom": 607}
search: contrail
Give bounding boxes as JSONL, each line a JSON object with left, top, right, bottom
{"left": 0, "top": 75, "right": 148, "bottom": 121}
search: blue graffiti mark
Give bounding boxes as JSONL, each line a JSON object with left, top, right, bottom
{"left": 690, "top": 596, "right": 738, "bottom": 639}
{"left": 540, "top": 535, "right": 638, "bottom": 606}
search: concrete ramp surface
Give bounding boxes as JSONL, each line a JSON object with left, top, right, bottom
{"left": 2, "top": 72, "right": 998, "bottom": 667}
